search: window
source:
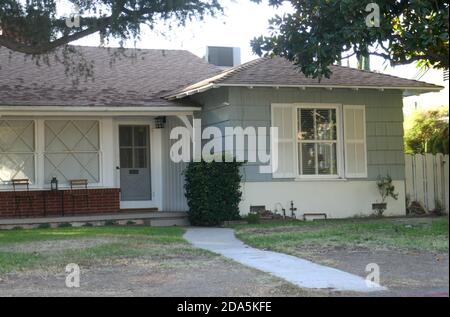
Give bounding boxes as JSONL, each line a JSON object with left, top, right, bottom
{"left": 44, "top": 120, "right": 100, "bottom": 184}
{"left": 0, "top": 120, "right": 35, "bottom": 184}
{"left": 119, "top": 126, "right": 149, "bottom": 169}
{"left": 297, "top": 107, "right": 339, "bottom": 176}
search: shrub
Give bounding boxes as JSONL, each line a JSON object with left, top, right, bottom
{"left": 246, "top": 213, "right": 261, "bottom": 224}
{"left": 184, "top": 156, "right": 243, "bottom": 226}
{"left": 82, "top": 222, "right": 93, "bottom": 227}
{"left": 58, "top": 222, "right": 72, "bottom": 228}
{"left": 126, "top": 220, "right": 136, "bottom": 225}
{"left": 37, "top": 223, "right": 51, "bottom": 229}
{"left": 105, "top": 220, "right": 117, "bottom": 226}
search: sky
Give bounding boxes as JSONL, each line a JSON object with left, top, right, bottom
{"left": 66, "top": 0, "right": 448, "bottom": 109}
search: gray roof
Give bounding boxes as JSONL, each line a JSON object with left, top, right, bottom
{"left": 0, "top": 45, "right": 220, "bottom": 107}
{"left": 166, "top": 57, "right": 443, "bottom": 99}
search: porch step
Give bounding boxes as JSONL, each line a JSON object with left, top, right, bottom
{"left": 0, "top": 211, "right": 189, "bottom": 229}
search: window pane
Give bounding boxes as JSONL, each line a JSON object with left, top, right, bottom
{"left": 134, "top": 148, "right": 147, "bottom": 168}
{"left": 134, "top": 126, "right": 148, "bottom": 146}
{"left": 120, "top": 148, "right": 133, "bottom": 168}
{"left": 316, "top": 109, "right": 337, "bottom": 140}
{"left": 299, "top": 109, "right": 315, "bottom": 140}
{"left": 301, "top": 143, "right": 316, "bottom": 175}
{"left": 119, "top": 127, "right": 132, "bottom": 147}
{"left": 318, "top": 143, "right": 337, "bottom": 175}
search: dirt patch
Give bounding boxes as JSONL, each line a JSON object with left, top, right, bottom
{"left": 0, "top": 256, "right": 339, "bottom": 297}
{"left": 292, "top": 245, "right": 449, "bottom": 296}
{"left": 0, "top": 238, "right": 118, "bottom": 253}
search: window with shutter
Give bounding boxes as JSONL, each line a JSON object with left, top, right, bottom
{"left": 343, "top": 105, "right": 367, "bottom": 178}
{"left": 271, "top": 104, "right": 296, "bottom": 178}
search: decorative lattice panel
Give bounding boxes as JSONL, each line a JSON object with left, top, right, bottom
{"left": 0, "top": 120, "right": 35, "bottom": 184}
{"left": 44, "top": 120, "right": 100, "bottom": 184}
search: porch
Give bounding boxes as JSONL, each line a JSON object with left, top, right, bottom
{"left": 0, "top": 211, "right": 189, "bottom": 229}
{"left": 0, "top": 108, "right": 192, "bottom": 219}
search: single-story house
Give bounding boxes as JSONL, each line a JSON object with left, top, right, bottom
{"left": 0, "top": 46, "right": 442, "bottom": 219}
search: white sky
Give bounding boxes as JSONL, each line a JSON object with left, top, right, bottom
{"left": 68, "top": 0, "right": 447, "bottom": 101}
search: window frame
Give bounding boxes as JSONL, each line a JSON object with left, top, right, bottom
{"left": 43, "top": 119, "right": 102, "bottom": 186}
{"left": 294, "top": 103, "right": 344, "bottom": 179}
{"left": 0, "top": 119, "right": 37, "bottom": 185}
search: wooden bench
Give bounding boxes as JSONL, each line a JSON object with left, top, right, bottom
{"left": 67, "top": 179, "right": 89, "bottom": 211}
{"left": 11, "top": 179, "right": 33, "bottom": 216}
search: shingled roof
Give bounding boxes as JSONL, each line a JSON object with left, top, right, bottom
{"left": 165, "top": 57, "right": 443, "bottom": 99}
{"left": 0, "top": 46, "right": 220, "bottom": 107}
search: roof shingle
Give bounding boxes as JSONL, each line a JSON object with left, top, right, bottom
{"left": 166, "top": 57, "right": 442, "bottom": 99}
{"left": 0, "top": 45, "right": 221, "bottom": 107}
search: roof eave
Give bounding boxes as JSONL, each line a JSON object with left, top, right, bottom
{"left": 165, "top": 83, "right": 443, "bottom": 99}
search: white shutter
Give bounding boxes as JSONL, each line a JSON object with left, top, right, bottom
{"left": 343, "top": 105, "right": 367, "bottom": 178}
{"left": 271, "top": 104, "right": 296, "bottom": 178}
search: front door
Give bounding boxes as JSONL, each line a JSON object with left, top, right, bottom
{"left": 119, "top": 125, "right": 151, "bottom": 201}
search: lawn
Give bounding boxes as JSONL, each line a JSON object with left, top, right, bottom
{"left": 235, "top": 216, "right": 449, "bottom": 253}
{"left": 0, "top": 225, "right": 315, "bottom": 296}
{"left": 0, "top": 226, "right": 195, "bottom": 275}
{"left": 234, "top": 216, "right": 449, "bottom": 294}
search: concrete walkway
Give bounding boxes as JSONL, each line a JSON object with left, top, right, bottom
{"left": 184, "top": 227, "right": 386, "bottom": 293}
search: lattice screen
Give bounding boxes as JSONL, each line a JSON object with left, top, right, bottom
{"left": 0, "top": 120, "right": 35, "bottom": 184}
{"left": 44, "top": 120, "right": 100, "bottom": 184}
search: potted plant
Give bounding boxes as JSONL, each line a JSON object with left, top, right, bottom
{"left": 373, "top": 175, "right": 399, "bottom": 217}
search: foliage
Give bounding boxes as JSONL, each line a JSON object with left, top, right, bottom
{"left": 375, "top": 175, "right": 398, "bottom": 216}
{"left": 184, "top": 157, "right": 243, "bottom": 226}
{"left": 251, "top": 0, "right": 449, "bottom": 79}
{"left": 246, "top": 213, "right": 261, "bottom": 224}
{"left": 404, "top": 107, "right": 449, "bottom": 155}
{"left": 0, "top": 0, "right": 222, "bottom": 54}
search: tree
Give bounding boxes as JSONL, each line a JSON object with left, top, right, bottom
{"left": 404, "top": 107, "right": 449, "bottom": 155}
{"left": 0, "top": 0, "right": 221, "bottom": 55}
{"left": 251, "top": 0, "right": 449, "bottom": 79}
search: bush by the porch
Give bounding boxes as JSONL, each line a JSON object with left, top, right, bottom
{"left": 184, "top": 159, "right": 243, "bottom": 226}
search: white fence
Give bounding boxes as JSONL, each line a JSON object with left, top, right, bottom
{"left": 405, "top": 153, "right": 449, "bottom": 214}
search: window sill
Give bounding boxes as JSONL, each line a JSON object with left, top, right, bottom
{"left": 293, "top": 177, "right": 348, "bottom": 182}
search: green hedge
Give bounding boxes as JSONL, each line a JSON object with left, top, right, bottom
{"left": 184, "top": 158, "right": 243, "bottom": 226}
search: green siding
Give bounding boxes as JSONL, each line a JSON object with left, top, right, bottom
{"left": 190, "top": 86, "right": 405, "bottom": 181}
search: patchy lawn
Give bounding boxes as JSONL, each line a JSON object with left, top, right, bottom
{"left": 234, "top": 216, "right": 449, "bottom": 296}
{"left": 0, "top": 226, "right": 330, "bottom": 297}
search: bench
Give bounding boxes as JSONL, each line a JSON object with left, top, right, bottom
{"left": 11, "top": 179, "right": 33, "bottom": 216}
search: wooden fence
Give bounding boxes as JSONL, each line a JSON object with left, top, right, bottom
{"left": 405, "top": 153, "right": 449, "bottom": 214}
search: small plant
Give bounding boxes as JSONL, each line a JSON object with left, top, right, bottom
{"left": 38, "top": 223, "right": 51, "bottom": 229}
{"left": 126, "top": 220, "right": 136, "bottom": 225}
{"left": 58, "top": 222, "right": 72, "bottom": 228}
{"left": 105, "top": 220, "right": 117, "bottom": 226}
{"left": 82, "top": 222, "right": 93, "bottom": 227}
{"left": 246, "top": 213, "right": 261, "bottom": 224}
{"left": 431, "top": 200, "right": 445, "bottom": 216}
{"left": 373, "top": 175, "right": 399, "bottom": 217}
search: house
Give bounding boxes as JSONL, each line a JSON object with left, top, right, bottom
{"left": 0, "top": 46, "right": 442, "bottom": 219}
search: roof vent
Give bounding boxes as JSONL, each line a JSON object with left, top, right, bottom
{"left": 205, "top": 46, "right": 241, "bottom": 69}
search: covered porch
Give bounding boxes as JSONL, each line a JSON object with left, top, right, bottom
{"left": 0, "top": 107, "right": 192, "bottom": 219}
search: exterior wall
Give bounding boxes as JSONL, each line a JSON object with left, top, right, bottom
{"left": 161, "top": 116, "right": 189, "bottom": 211}
{"left": 226, "top": 87, "right": 405, "bottom": 182}
{"left": 0, "top": 188, "right": 120, "bottom": 218}
{"left": 192, "top": 86, "right": 407, "bottom": 218}
{"left": 240, "top": 181, "right": 406, "bottom": 218}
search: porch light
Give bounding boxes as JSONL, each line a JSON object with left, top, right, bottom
{"left": 154, "top": 116, "right": 166, "bottom": 129}
{"left": 50, "top": 177, "right": 58, "bottom": 191}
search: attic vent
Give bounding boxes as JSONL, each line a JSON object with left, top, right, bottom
{"left": 205, "top": 46, "right": 241, "bottom": 68}
{"left": 444, "top": 70, "right": 449, "bottom": 81}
